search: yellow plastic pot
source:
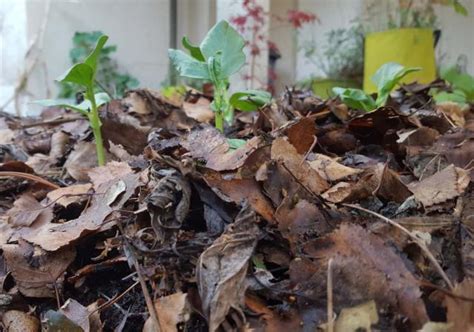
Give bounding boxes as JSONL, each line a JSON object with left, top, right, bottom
{"left": 364, "top": 28, "right": 436, "bottom": 93}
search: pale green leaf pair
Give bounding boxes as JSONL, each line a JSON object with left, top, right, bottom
{"left": 333, "top": 62, "right": 421, "bottom": 112}
{"left": 168, "top": 20, "right": 245, "bottom": 82}
{"left": 229, "top": 90, "right": 272, "bottom": 111}
{"left": 35, "top": 92, "right": 110, "bottom": 115}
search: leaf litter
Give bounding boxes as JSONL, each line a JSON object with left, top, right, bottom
{"left": 0, "top": 80, "right": 473, "bottom": 331}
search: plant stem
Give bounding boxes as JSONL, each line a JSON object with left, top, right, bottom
{"left": 87, "top": 86, "right": 106, "bottom": 166}
{"left": 215, "top": 110, "right": 223, "bottom": 132}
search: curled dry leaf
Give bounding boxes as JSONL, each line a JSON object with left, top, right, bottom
{"left": 2, "top": 310, "right": 40, "bottom": 332}
{"left": 203, "top": 169, "right": 274, "bottom": 223}
{"left": 286, "top": 117, "right": 316, "bottom": 154}
{"left": 183, "top": 97, "right": 214, "bottom": 123}
{"left": 3, "top": 241, "right": 75, "bottom": 298}
{"left": 296, "top": 223, "right": 428, "bottom": 329}
{"left": 444, "top": 278, "right": 474, "bottom": 332}
{"left": 182, "top": 126, "right": 262, "bottom": 172}
{"left": 197, "top": 204, "right": 260, "bottom": 332}
{"left": 19, "top": 173, "right": 139, "bottom": 251}
{"left": 64, "top": 141, "right": 99, "bottom": 181}
{"left": 332, "top": 300, "right": 379, "bottom": 332}
{"left": 6, "top": 193, "right": 53, "bottom": 227}
{"left": 46, "top": 183, "right": 92, "bottom": 207}
{"left": 408, "top": 164, "right": 470, "bottom": 207}
{"left": 308, "top": 154, "right": 362, "bottom": 182}
{"left": 271, "top": 137, "right": 329, "bottom": 195}
{"left": 87, "top": 161, "right": 133, "bottom": 187}
{"left": 142, "top": 292, "right": 191, "bottom": 332}
{"left": 26, "top": 131, "right": 70, "bottom": 175}
{"left": 58, "top": 299, "right": 91, "bottom": 332}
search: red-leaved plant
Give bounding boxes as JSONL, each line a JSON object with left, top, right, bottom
{"left": 230, "top": 0, "right": 317, "bottom": 92}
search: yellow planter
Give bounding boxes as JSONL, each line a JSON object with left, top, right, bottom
{"left": 364, "top": 28, "right": 436, "bottom": 93}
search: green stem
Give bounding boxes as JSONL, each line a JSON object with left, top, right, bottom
{"left": 87, "top": 86, "right": 106, "bottom": 166}
{"left": 215, "top": 110, "right": 223, "bottom": 132}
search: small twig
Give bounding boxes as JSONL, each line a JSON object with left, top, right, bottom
{"left": 0, "top": 171, "right": 60, "bottom": 189}
{"left": 95, "top": 79, "right": 114, "bottom": 100}
{"left": 343, "top": 203, "right": 454, "bottom": 290}
{"left": 89, "top": 280, "right": 139, "bottom": 317}
{"left": 20, "top": 116, "right": 83, "bottom": 129}
{"left": 327, "top": 258, "right": 334, "bottom": 332}
{"left": 299, "top": 135, "right": 317, "bottom": 166}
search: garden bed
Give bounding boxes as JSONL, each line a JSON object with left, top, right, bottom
{"left": 0, "top": 79, "right": 473, "bottom": 331}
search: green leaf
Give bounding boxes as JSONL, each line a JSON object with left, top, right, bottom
{"left": 168, "top": 49, "right": 210, "bottom": 80}
{"left": 84, "top": 35, "right": 109, "bottom": 76}
{"left": 372, "top": 62, "right": 421, "bottom": 107}
{"left": 450, "top": 0, "right": 468, "bottom": 15}
{"left": 440, "top": 66, "right": 474, "bottom": 101}
{"left": 56, "top": 63, "right": 94, "bottom": 87}
{"left": 432, "top": 89, "right": 467, "bottom": 105}
{"left": 182, "top": 36, "right": 205, "bottom": 61}
{"left": 227, "top": 138, "right": 247, "bottom": 150}
{"left": 200, "top": 20, "right": 246, "bottom": 79}
{"left": 333, "top": 87, "right": 376, "bottom": 112}
{"left": 229, "top": 90, "right": 272, "bottom": 111}
{"left": 33, "top": 98, "right": 89, "bottom": 116}
{"left": 34, "top": 92, "right": 110, "bottom": 116}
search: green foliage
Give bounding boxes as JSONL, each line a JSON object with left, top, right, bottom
{"left": 431, "top": 66, "right": 474, "bottom": 105}
{"left": 58, "top": 31, "right": 138, "bottom": 98}
{"left": 35, "top": 35, "right": 111, "bottom": 166}
{"left": 333, "top": 62, "right": 421, "bottom": 112}
{"left": 168, "top": 20, "right": 270, "bottom": 132}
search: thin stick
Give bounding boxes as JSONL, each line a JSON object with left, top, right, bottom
{"left": 89, "top": 280, "right": 139, "bottom": 317}
{"left": 343, "top": 203, "right": 454, "bottom": 290}
{"left": 327, "top": 258, "right": 334, "bottom": 332}
{"left": 20, "top": 116, "right": 83, "bottom": 129}
{"left": 0, "top": 171, "right": 60, "bottom": 189}
{"left": 299, "top": 135, "right": 317, "bottom": 166}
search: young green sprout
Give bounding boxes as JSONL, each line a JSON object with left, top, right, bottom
{"left": 168, "top": 20, "right": 271, "bottom": 132}
{"left": 333, "top": 62, "right": 421, "bottom": 112}
{"left": 35, "top": 35, "right": 111, "bottom": 166}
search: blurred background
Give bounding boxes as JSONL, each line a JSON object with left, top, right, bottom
{"left": 1, "top": 0, "right": 473, "bottom": 116}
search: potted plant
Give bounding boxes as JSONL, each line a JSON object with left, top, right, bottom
{"left": 303, "top": 24, "right": 364, "bottom": 98}
{"left": 362, "top": 0, "right": 468, "bottom": 93}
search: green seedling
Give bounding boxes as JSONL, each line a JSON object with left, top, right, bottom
{"left": 431, "top": 66, "right": 474, "bottom": 106}
{"left": 333, "top": 62, "right": 421, "bottom": 112}
{"left": 35, "top": 35, "right": 111, "bottom": 166}
{"left": 169, "top": 20, "right": 271, "bottom": 132}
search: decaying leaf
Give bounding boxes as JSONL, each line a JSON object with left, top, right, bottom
{"left": 3, "top": 241, "right": 75, "bottom": 298}
{"left": 59, "top": 299, "right": 91, "bottom": 332}
{"left": 64, "top": 141, "right": 99, "bottom": 181}
{"left": 2, "top": 310, "right": 40, "bottom": 332}
{"left": 46, "top": 183, "right": 93, "bottom": 207}
{"left": 445, "top": 278, "right": 474, "bottom": 332}
{"left": 183, "top": 97, "right": 214, "bottom": 123}
{"left": 296, "top": 223, "right": 428, "bottom": 329}
{"left": 197, "top": 204, "right": 260, "bottom": 331}
{"left": 88, "top": 161, "right": 133, "bottom": 187}
{"left": 308, "top": 154, "right": 362, "bottom": 182}
{"left": 286, "top": 117, "right": 316, "bottom": 154}
{"left": 142, "top": 292, "right": 190, "bottom": 332}
{"left": 333, "top": 300, "right": 379, "bottom": 332}
{"left": 271, "top": 137, "right": 329, "bottom": 195}
{"left": 182, "top": 126, "right": 262, "bottom": 171}
{"left": 19, "top": 173, "right": 139, "bottom": 251}
{"left": 6, "top": 193, "right": 53, "bottom": 227}
{"left": 408, "top": 164, "right": 470, "bottom": 207}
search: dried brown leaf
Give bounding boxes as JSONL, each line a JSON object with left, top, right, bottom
{"left": 197, "top": 204, "right": 259, "bottom": 331}
{"left": 445, "top": 278, "right": 474, "bottom": 332}
{"left": 183, "top": 97, "right": 214, "bottom": 123}
{"left": 143, "top": 292, "right": 190, "bottom": 332}
{"left": 298, "top": 223, "right": 428, "bottom": 329}
{"left": 308, "top": 154, "right": 362, "bottom": 182}
{"left": 6, "top": 193, "right": 52, "bottom": 227}
{"left": 182, "top": 126, "right": 262, "bottom": 172}
{"left": 3, "top": 241, "right": 75, "bottom": 298}
{"left": 408, "top": 164, "right": 470, "bottom": 207}
{"left": 88, "top": 161, "right": 133, "bottom": 188}
{"left": 271, "top": 137, "right": 329, "bottom": 194}
{"left": 46, "top": 183, "right": 92, "bottom": 207}
{"left": 286, "top": 117, "right": 316, "bottom": 154}
{"left": 2, "top": 310, "right": 40, "bottom": 332}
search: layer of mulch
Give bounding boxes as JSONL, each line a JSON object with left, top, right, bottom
{"left": 0, "top": 82, "right": 473, "bottom": 331}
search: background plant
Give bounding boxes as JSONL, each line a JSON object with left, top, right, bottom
{"left": 301, "top": 24, "right": 365, "bottom": 83}
{"left": 431, "top": 65, "right": 474, "bottom": 105}
{"left": 58, "top": 31, "right": 139, "bottom": 99}
{"left": 36, "top": 35, "right": 111, "bottom": 166}
{"left": 168, "top": 20, "right": 271, "bottom": 133}
{"left": 333, "top": 62, "right": 421, "bottom": 112}
{"left": 230, "top": 0, "right": 317, "bottom": 90}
